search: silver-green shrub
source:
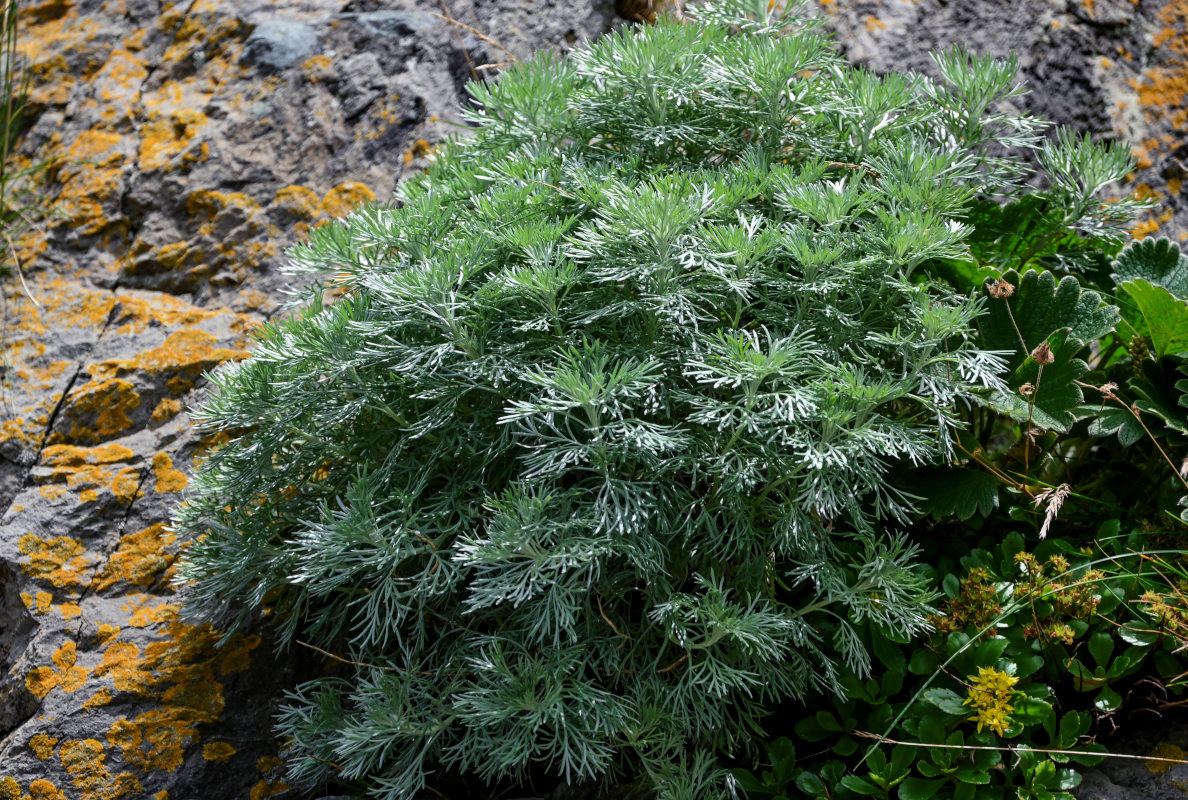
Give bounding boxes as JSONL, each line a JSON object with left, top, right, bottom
{"left": 173, "top": 2, "right": 1141, "bottom": 797}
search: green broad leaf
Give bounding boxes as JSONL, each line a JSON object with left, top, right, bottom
{"left": 978, "top": 269, "right": 1119, "bottom": 370}
{"left": 921, "top": 688, "right": 968, "bottom": 716}
{"left": 1014, "top": 653, "right": 1044, "bottom": 678}
{"left": 795, "top": 772, "right": 827, "bottom": 796}
{"left": 1094, "top": 685, "right": 1122, "bottom": 712}
{"left": 1068, "top": 744, "right": 1107, "bottom": 767}
{"left": 1087, "top": 404, "right": 1146, "bottom": 445}
{"left": 899, "top": 467, "right": 998, "bottom": 520}
{"left": 1120, "top": 279, "right": 1188, "bottom": 359}
{"left": 909, "top": 648, "right": 939, "bottom": 675}
{"left": 898, "top": 777, "right": 946, "bottom": 800}
{"left": 1087, "top": 631, "right": 1114, "bottom": 667}
{"left": 840, "top": 774, "right": 882, "bottom": 796}
{"left": 1013, "top": 695, "right": 1054, "bottom": 726}
{"left": 1057, "top": 711, "right": 1090, "bottom": 745}
{"left": 953, "top": 765, "right": 992, "bottom": 784}
{"left": 1112, "top": 236, "right": 1188, "bottom": 299}
{"left": 1119, "top": 626, "right": 1158, "bottom": 647}
{"left": 986, "top": 328, "right": 1091, "bottom": 432}
{"left": 872, "top": 634, "right": 907, "bottom": 673}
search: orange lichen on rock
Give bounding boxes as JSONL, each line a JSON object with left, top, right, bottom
{"left": 138, "top": 109, "right": 210, "bottom": 170}
{"left": 0, "top": 777, "right": 18, "bottom": 800}
{"left": 202, "top": 742, "right": 236, "bottom": 761}
{"left": 111, "top": 467, "right": 144, "bottom": 503}
{"left": 53, "top": 130, "right": 128, "bottom": 236}
{"left": 59, "top": 738, "right": 142, "bottom": 800}
{"left": 322, "top": 182, "right": 376, "bottom": 218}
{"left": 91, "top": 330, "right": 250, "bottom": 381}
{"left": 17, "top": 534, "right": 90, "bottom": 589}
{"left": 62, "top": 378, "right": 141, "bottom": 442}
{"left": 111, "top": 293, "right": 220, "bottom": 335}
{"left": 249, "top": 781, "right": 290, "bottom": 800}
{"left": 273, "top": 185, "right": 322, "bottom": 220}
{"left": 82, "top": 688, "right": 113, "bottom": 710}
{"left": 29, "top": 734, "right": 59, "bottom": 761}
{"left": 27, "top": 781, "right": 66, "bottom": 800}
{"left": 151, "top": 397, "right": 183, "bottom": 422}
{"left": 16, "top": 5, "right": 104, "bottom": 106}
{"left": 91, "top": 615, "right": 259, "bottom": 773}
{"left": 93, "top": 523, "right": 177, "bottom": 592}
{"left": 151, "top": 453, "right": 188, "bottom": 493}
{"left": 26, "top": 641, "right": 90, "bottom": 698}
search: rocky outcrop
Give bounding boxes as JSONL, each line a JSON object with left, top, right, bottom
{"left": 817, "top": 0, "right": 1187, "bottom": 240}
{"left": 0, "top": 1, "right": 615, "bottom": 798}
{"left": 0, "top": 1, "right": 1184, "bottom": 799}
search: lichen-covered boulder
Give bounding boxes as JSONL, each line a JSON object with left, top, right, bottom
{"left": 0, "top": 1, "right": 616, "bottom": 798}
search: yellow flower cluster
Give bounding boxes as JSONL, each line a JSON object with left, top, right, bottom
{"left": 963, "top": 666, "right": 1019, "bottom": 736}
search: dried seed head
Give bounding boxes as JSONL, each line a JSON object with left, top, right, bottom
{"left": 1019, "top": 382, "right": 1035, "bottom": 398}
{"left": 1030, "top": 342, "right": 1054, "bottom": 365}
{"left": 987, "top": 279, "right": 1015, "bottom": 299}
{"left": 1033, "top": 483, "right": 1071, "bottom": 540}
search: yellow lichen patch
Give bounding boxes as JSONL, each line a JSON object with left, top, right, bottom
{"left": 54, "top": 130, "right": 128, "bottom": 237}
{"left": 59, "top": 738, "right": 142, "bottom": 800}
{"left": 257, "top": 755, "right": 283, "bottom": 772}
{"left": 39, "top": 485, "right": 67, "bottom": 500}
{"left": 0, "top": 777, "right": 18, "bottom": 800}
{"left": 863, "top": 15, "right": 886, "bottom": 31}
{"left": 26, "top": 641, "right": 89, "bottom": 698}
{"left": 154, "top": 793, "right": 167, "bottom": 800}
{"left": 202, "top": 741, "right": 235, "bottom": 761}
{"left": 96, "top": 624, "right": 119, "bottom": 644}
{"left": 35, "top": 592, "right": 53, "bottom": 614}
{"left": 82, "top": 688, "right": 112, "bottom": 710}
{"left": 1170, "top": 176, "right": 1183, "bottom": 194}
{"left": 63, "top": 378, "right": 141, "bottom": 442}
{"left": 41, "top": 443, "right": 136, "bottom": 494}
{"left": 57, "top": 602, "right": 82, "bottom": 620}
{"left": 111, "top": 467, "right": 144, "bottom": 504}
{"left": 17, "top": 534, "right": 90, "bottom": 589}
{"left": 26, "top": 781, "right": 66, "bottom": 800}
{"left": 273, "top": 185, "right": 322, "bottom": 220}
{"left": 16, "top": 7, "right": 103, "bottom": 107}
{"left": 126, "top": 601, "right": 177, "bottom": 629}
{"left": 26, "top": 666, "right": 58, "bottom": 699}
{"left": 152, "top": 454, "right": 188, "bottom": 493}
{"left": 249, "top": 781, "right": 290, "bottom": 800}
{"left": 1148, "top": 741, "right": 1185, "bottom": 773}
{"left": 93, "top": 523, "right": 177, "bottom": 592}
{"left": 151, "top": 397, "right": 183, "bottom": 422}
{"left": 93, "top": 49, "right": 148, "bottom": 123}
{"left": 186, "top": 189, "right": 258, "bottom": 222}
{"left": 91, "top": 617, "right": 259, "bottom": 773}
{"left": 92, "top": 330, "right": 251, "bottom": 381}
{"left": 53, "top": 641, "right": 89, "bottom": 691}
{"left": 322, "top": 182, "right": 376, "bottom": 218}
{"left": 111, "top": 293, "right": 220, "bottom": 335}
{"left": 29, "top": 734, "right": 59, "bottom": 761}
{"left": 139, "top": 109, "right": 209, "bottom": 171}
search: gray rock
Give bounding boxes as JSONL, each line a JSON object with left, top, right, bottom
{"left": 240, "top": 19, "right": 320, "bottom": 74}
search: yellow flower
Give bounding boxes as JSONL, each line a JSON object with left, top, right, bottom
{"left": 962, "top": 666, "right": 1019, "bottom": 737}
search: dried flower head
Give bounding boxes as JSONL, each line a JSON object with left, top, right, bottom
{"left": 1030, "top": 342, "right": 1054, "bottom": 365}
{"left": 1033, "top": 483, "right": 1071, "bottom": 539}
{"left": 987, "top": 278, "right": 1015, "bottom": 299}
{"left": 1019, "top": 382, "right": 1035, "bottom": 398}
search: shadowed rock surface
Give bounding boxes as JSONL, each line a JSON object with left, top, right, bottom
{"left": 0, "top": 1, "right": 1184, "bottom": 799}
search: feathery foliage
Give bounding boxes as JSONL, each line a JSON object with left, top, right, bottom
{"left": 173, "top": 2, "right": 1143, "bottom": 797}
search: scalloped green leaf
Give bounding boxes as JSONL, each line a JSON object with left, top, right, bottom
{"left": 1087, "top": 405, "right": 1145, "bottom": 445}
{"left": 986, "top": 329, "right": 1088, "bottom": 432}
{"left": 899, "top": 466, "right": 998, "bottom": 520}
{"left": 1112, "top": 236, "right": 1188, "bottom": 299}
{"left": 1119, "top": 279, "right": 1188, "bottom": 359}
{"left": 977, "top": 269, "right": 1119, "bottom": 371}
